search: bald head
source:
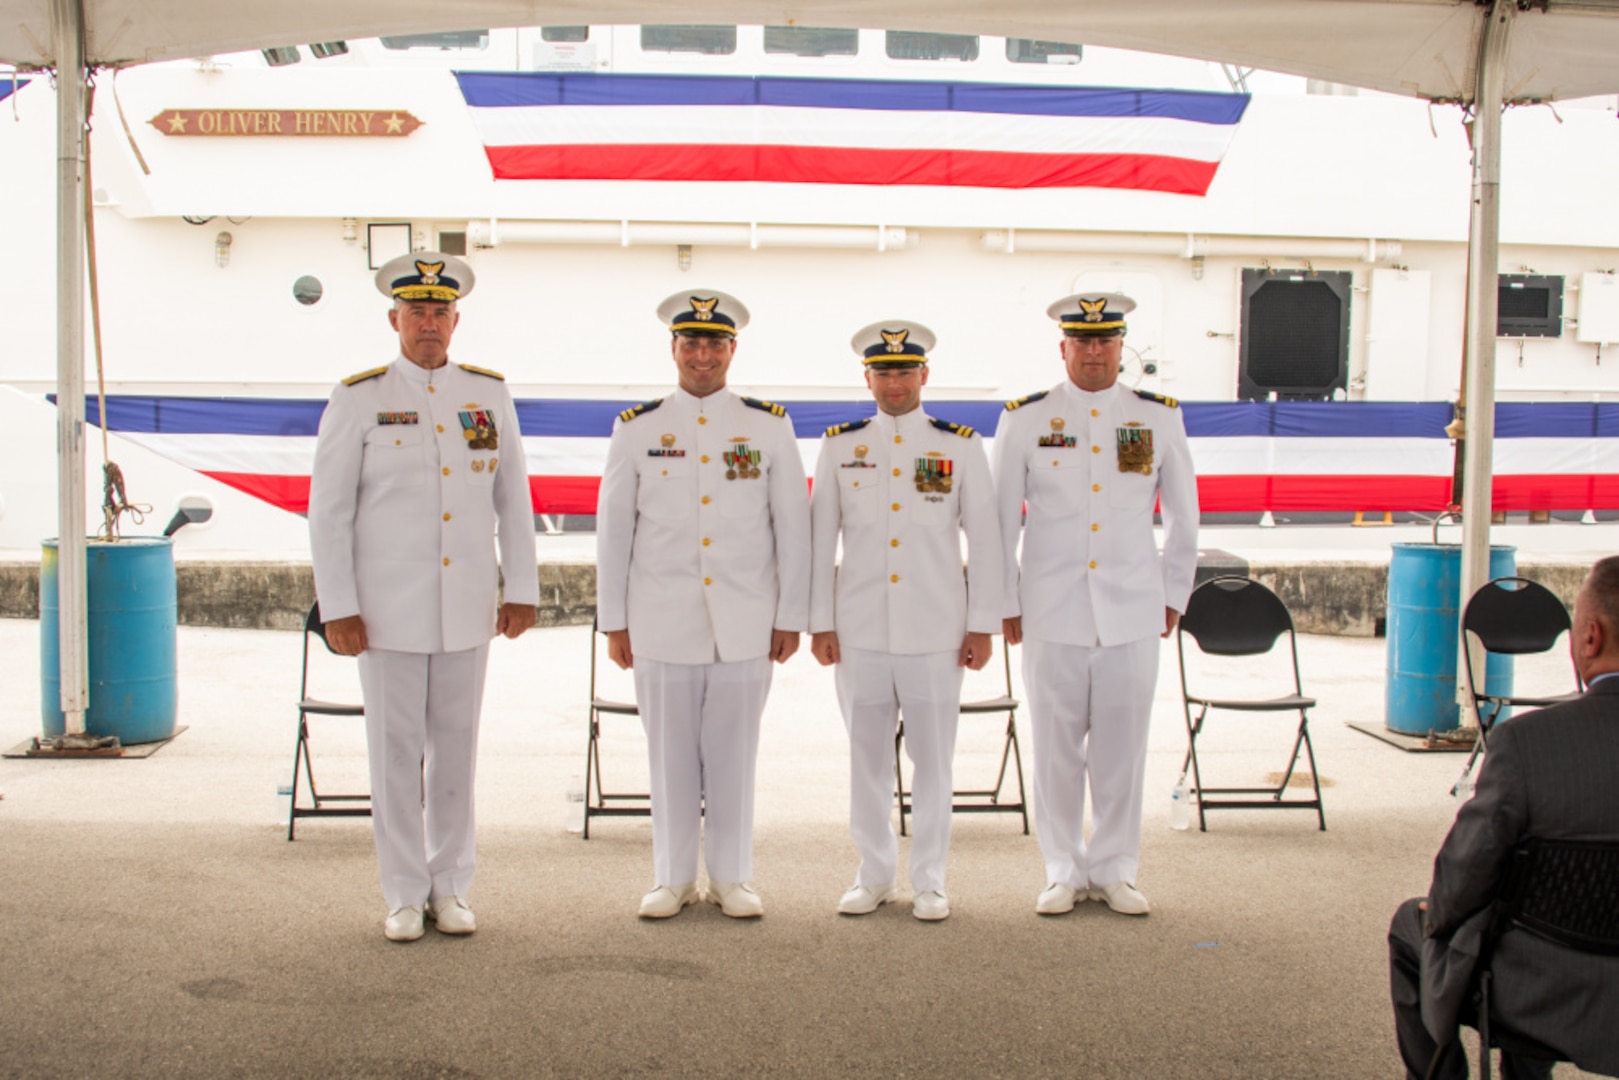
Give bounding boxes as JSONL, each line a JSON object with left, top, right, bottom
{"left": 1571, "top": 555, "right": 1619, "bottom": 684}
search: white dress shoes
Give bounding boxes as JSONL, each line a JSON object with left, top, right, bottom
{"left": 427, "top": 896, "right": 477, "bottom": 934}
{"left": 639, "top": 883, "right": 700, "bottom": 919}
{"left": 912, "top": 891, "right": 950, "bottom": 922}
{"left": 837, "top": 883, "right": 897, "bottom": 915}
{"left": 707, "top": 880, "right": 764, "bottom": 918}
{"left": 1091, "top": 881, "right": 1151, "bottom": 915}
{"left": 384, "top": 904, "right": 425, "bottom": 942}
{"left": 1035, "top": 883, "right": 1080, "bottom": 915}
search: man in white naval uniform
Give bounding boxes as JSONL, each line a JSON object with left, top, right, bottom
{"left": 596, "top": 291, "right": 810, "bottom": 920}
{"left": 309, "top": 253, "right": 538, "bottom": 942}
{"left": 809, "top": 321, "right": 1002, "bottom": 922}
{"left": 993, "top": 292, "right": 1198, "bottom": 917}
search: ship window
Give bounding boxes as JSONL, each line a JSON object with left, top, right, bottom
{"left": 379, "top": 30, "right": 489, "bottom": 51}
{"left": 293, "top": 276, "right": 323, "bottom": 306}
{"left": 764, "top": 26, "right": 858, "bottom": 57}
{"left": 541, "top": 26, "right": 589, "bottom": 43}
{"left": 641, "top": 25, "right": 738, "bottom": 55}
{"left": 1007, "top": 38, "right": 1082, "bottom": 65}
{"left": 261, "top": 47, "right": 301, "bottom": 67}
{"left": 437, "top": 230, "right": 468, "bottom": 257}
{"left": 885, "top": 31, "right": 979, "bottom": 61}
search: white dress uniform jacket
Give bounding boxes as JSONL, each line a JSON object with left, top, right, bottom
{"left": 993, "top": 381, "right": 1198, "bottom": 645}
{"left": 596, "top": 387, "right": 810, "bottom": 664}
{"left": 810, "top": 409, "right": 1002, "bottom": 651}
{"left": 309, "top": 357, "right": 539, "bottom": 652}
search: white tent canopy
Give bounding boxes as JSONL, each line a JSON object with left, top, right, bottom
{"left": 6, "top": 0, "right": 1619, "bottom": 738}
{"left": 4, "top": 0, "right": 1619, "bottom": 105}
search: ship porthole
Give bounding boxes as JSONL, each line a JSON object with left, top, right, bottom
{"left": 293, "top": 275, "right": 324, "bottom": 306}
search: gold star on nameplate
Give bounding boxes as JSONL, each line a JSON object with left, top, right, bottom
{"left": 384, "top": 113, "right": 405, "bottom": 134}
{"left": 166, "top": 112, "right": 188, "bottom": 133}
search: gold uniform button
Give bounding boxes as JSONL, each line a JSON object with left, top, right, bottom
{"left": 1091, "top": 408, "right": 1099, "bottom": 417}
{"left": 891, "top": 502, "right": 901, "bottom": 512}
{"left": 428, "top": 386, "right": 436, "bottom": 394}
{"left": 892, "top": 468, "right": 901, "bottom": 477}
{"left": 894, "top": 435, "right": 903, "bottom": 444}
{"left": 701, "top": 455, "right": 710, "bottom": 464}
{"left": 1093, "top": 484, "right": 1101, "bottom": 492}
{"left": 890, "top": 539, "right": 900, "bottom": 548}
{"left": 661, "top": 469, "right": 668, "bottom": 477}
{"left": 698, "top": 416, "right": 707, "bottom": 425}
{"left": 702, "top": 538, "right": 711, "bottom": 546}
{"left": 704, "top": 577, "right": 712, "bottom": 586}
{"left": 441, "top": 467, "right": 451, "bottom": 476}
{"left": 890, "top": 574, "right": 899, "bottom": 583}
{"left": 1089, "top": 560, "right": 1097, "bottom": 569}
{"left": 436, "top": 424, "right": 444, "bottom": 433}
{"left": 1092, "top": 445, "right": 1100, "bottom": 454}
{"left": 1052, "top": 460, "right": 1060, "bottom": 467}
{"left": 1091, "top": 523, "right": 1100, "bottom": 532}
{"left": 442, "top": 557, "right": 451, "bottom": 567}
{"left": 443, "top": 512, "right": 451, "bottom": 521}
{"left": 701, "top": 496, "right": 710, "bottom": 505}
{"left": 394, "top": 439, "right": 402, "bottom": 446}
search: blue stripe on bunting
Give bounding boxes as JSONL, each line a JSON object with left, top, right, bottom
{"left": 0, "top": 77, "right": 27, "bottom": 103}
{"left": 453, "top": 72, "right": 1249, "bottom": 125}
{"left": 62, "top": 396, "right": 1499, "bottom": 442}
{"left": 1495, "top": 402, "right": 1619, "bottom": 439}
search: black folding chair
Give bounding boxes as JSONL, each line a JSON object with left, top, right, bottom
{"left": 1425, "top": 837, "right": 1619, "bottom": 1080}
{"left": 583, "top": 619, "right": 651, "bottom": 839}
{"left": 1176, "top": 576, "right": 1326, "bottom": 831}
{"left": 1455, "top": 577, "right": 1583, "bottom": 787}
{"left": 896, "top": 647, "right": 1030, "bottom": 836}
{"left": 288, "top": 602, "right": 371, "bottom": 840}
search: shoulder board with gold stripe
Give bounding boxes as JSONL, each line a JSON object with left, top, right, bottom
{"left": 824, "top": 417, "right": 872, "bottom": 438}
{"left": 741, "top": 396, "right": 788, "bottom": 418}
{"left": 929, "top": 417, "right": 975, "bottom": 438}
{"left": 618, "top": 398, "right": 664, "bottom": 423}
{"left": 341, "top": 366, "right": 389, "bottom": 386}
{"left": 1004, "top": 390, "right": 1049, "bottom": 411}
{"left": 1134, "top": 388, "right": 1179, "bottom": 408}
{"left": 457, "top": 363, "right": 505, "bottom": 381}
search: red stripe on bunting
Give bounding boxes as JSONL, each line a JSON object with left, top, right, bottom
{"left": 484, "top": 144, "right": 1222, "bottom": 194}
{"left": 201, "top": 472, "right": 1619, "bottom": 518}
{"left": 202, "top": 472, "right": 313, "bottom": 514}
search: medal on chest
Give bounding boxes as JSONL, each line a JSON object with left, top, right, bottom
{"left": 725, "top": 439, "right": 761, "bottom": 480}
{"left": 1116, "top": 423, "right": 1154, "bottom": 475}
{"left": 915, "top": 452, "right": 953, "bottom": 493}
{"left": 459, "top": 408, "right": 498, "bottom": 451}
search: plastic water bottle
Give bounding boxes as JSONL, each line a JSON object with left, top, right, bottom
{"left": 1170, "top": 774, "right": 1192, "bottom": 831}
{"left": 1453, "top": 769, "right": 1477, "bottom": 802}
{"left": 276, "top": 781, "right": 294, "bottom": 827}
{"left": 564, "top": 774, "right": 586, "bottom": 833}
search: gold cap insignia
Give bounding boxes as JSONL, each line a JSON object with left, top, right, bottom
{"left": 416, "top": 260, "right": 444, "bottom": 285}
{"left": 690, "top": 297, "right": 718, "bottom": 322}
{"left": 881, "top": 328, "right": 909, "bottom": 354}
{"left": 1078, "top": 298, "right": 1107, "bottom": 323}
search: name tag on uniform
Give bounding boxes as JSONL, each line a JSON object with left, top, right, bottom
{"left": 377, "top": 411, "right": 418, "bottom": 425}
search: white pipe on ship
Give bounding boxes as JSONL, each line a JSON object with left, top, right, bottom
{"left": 979, "top": 230, "right": 1401, "bottom": 262}
{"left": 468, "top": 220, "right": 918, "bottom": 251}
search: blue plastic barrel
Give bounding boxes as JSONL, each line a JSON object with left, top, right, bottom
{"left": 1385, "top": 542, "right": 1515, "bottom": 736}
{"left": 40, "top": 537, "right": 178, "bottom": 745}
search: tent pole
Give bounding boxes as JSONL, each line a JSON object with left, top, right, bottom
{"left": 52, "top": 0, "right": 87, "bottom": 735}
{"left": 1457, "top": 0, "right": 1513, "bottom": 728}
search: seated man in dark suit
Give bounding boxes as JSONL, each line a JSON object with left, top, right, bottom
{"left": 1388, "top": 555, "right": 1619, "bottom": 1080}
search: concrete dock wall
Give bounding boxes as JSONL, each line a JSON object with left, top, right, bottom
{"left": 0, "top": 554, "right": 1594, "bottom": 637}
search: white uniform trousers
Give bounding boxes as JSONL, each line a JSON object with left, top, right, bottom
{"left": 357, "top": 643, "right": 489, "bottom": 911}
{"left": 836, "top": 647, "right": 963, "bottom": 895}
{"left": 1023, "top": 636, "right": 1159, "bottom": 890}
{"left": 634, "top": 655, "right": 773, "bottom": 887}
